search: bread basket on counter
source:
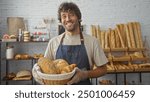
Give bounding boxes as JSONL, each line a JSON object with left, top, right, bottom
{"left": 35, "top": 64, "right": 76, "bottom": 85}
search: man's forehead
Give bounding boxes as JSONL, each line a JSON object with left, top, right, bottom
{"left": 61, "top": 9, "right": 75, "bottom": 14}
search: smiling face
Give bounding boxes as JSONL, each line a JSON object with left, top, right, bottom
{"left": 60, "top": 10, "right": 80, "bottom": 34}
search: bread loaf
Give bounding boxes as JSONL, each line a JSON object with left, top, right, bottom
{"left": 37, "top": 57, "right": 57, "bottom": 74}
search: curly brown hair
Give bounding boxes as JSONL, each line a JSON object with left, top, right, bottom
{"left": 58, "top": 2, "right": 81, "bottom": 22}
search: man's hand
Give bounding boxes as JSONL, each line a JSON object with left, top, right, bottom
{"left": 67, "top": 68, "right": 88, "bottom": 85}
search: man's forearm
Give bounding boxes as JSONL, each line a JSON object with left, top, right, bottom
{"left": 86, "top": 66, "right": 107, "bottom": 78}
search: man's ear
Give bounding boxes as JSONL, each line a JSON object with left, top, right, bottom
{"left": 79, "top": 19, "right": 82, "bottom": 22}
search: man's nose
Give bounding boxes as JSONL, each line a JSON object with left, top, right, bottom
{"left": 66, "top": 15, "right": 71, "bottom": 21}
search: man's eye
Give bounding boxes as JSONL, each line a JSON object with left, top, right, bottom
{"left": 69, "top": 13, "right": 75, "bottom": 16}
{"left": 61, "top": 15, "right": 66, "bottom": 19}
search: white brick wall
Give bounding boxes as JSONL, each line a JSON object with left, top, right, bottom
{"left": 0, "top": 0, "right": 150, "bottom": 35}
{"left": 0, "top": 0, "right": 150, "bottom": 85}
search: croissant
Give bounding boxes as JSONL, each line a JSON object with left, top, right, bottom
{"left": 59, "top": 64, "right": 76, "bottom": 74}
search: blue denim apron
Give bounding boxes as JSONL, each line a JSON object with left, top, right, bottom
{"left": 56, "top": 33, "right": 91, "bottom": 85}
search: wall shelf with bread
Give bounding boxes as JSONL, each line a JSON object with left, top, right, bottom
{"left": 0, "top": 41, "right": 46, "bottom": 85}
{"left": 91, "top": 21, "right": 150, "bottom": 84}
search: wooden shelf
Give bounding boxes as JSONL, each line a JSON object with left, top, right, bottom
{"left": 103, "top": 48, "right": 110, "bottom": 52}
{"left": 107, "top": 68, "right": 150, "bottom": 73}
{"left": 128, "top": 48, "right": 145, "bottom": 51}
{"left": 131, "top": 57, "right": 149, "bottom": 61}
{"left": 113, "top": 57, "right": 131, "bottom": 61}
{"left": 110, "top": 48, "right": 128, "bottom": 52}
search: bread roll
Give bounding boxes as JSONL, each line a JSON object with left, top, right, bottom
{"left": 37, "top": 57, "right": 57, "bottom": 74}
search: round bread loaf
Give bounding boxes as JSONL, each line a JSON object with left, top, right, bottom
{"left": 37, "top": 57, "right": 57, "bottom": 74}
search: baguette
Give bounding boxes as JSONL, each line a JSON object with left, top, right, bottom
{"left": 125, "top": 24, "right": 132, "bottom": 48}
{"left": 91, "top": 25, "right": 95, "bottom": 37}
{"left": 132, "top": 22, "right": 140, "bottom": 48}
{"left": 94, "top": 25, "right": 98, "bottom": 38}
{"left": 116, "top": 25, "right": 125, "bottom": 48}
{"left": 110, "top": 29, "right": 116, "bottom": 48}
{"left": 114, "top": 28, "right": 120, "bottom": 48}
{"left": 105, "top": 31, "right": 109, "bottom": 48}
{"left": 136, "top": 22, "right": 143, "bottom": 48}
{"left": 97, "top": 25, "right": 101, "bottom": 45}
{"left": 128, "top": 23, "right": 136, "bottom": 48}
{"left": 101, "top": 31, "right": 105, "bottom": 48}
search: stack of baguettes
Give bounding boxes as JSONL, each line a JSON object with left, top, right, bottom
{"left": 91, "top": 22, "right": 147, "bottom": 72}
{"left": 91, "top": 22, "right": 143, "bottom": 49}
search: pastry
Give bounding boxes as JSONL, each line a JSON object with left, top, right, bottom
{"left": 59, "top": 64, "right": 76, "bottom": 74}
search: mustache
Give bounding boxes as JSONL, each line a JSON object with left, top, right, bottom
{"left": 66, "top": 20, "right": 73, "bottom": 23}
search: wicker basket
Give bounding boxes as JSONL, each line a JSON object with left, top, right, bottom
{"left": 36, "top": 68, "right": 76, "bottom": 85}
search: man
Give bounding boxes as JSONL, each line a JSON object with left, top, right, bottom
{"left": 33, "top": 2, "right": 108, "bottom": 85}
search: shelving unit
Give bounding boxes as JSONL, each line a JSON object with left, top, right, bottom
{"left": 0, "top": 41, "right": 48, "bottom": 85}
{"left": 4, "top": 58, "right": 34, "bottom": 85}
{"left": 105, "top": 47, "right": 150, "bottom": 85}
{"left": 91, "top": 22, "right": 150, "bottom": 85}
